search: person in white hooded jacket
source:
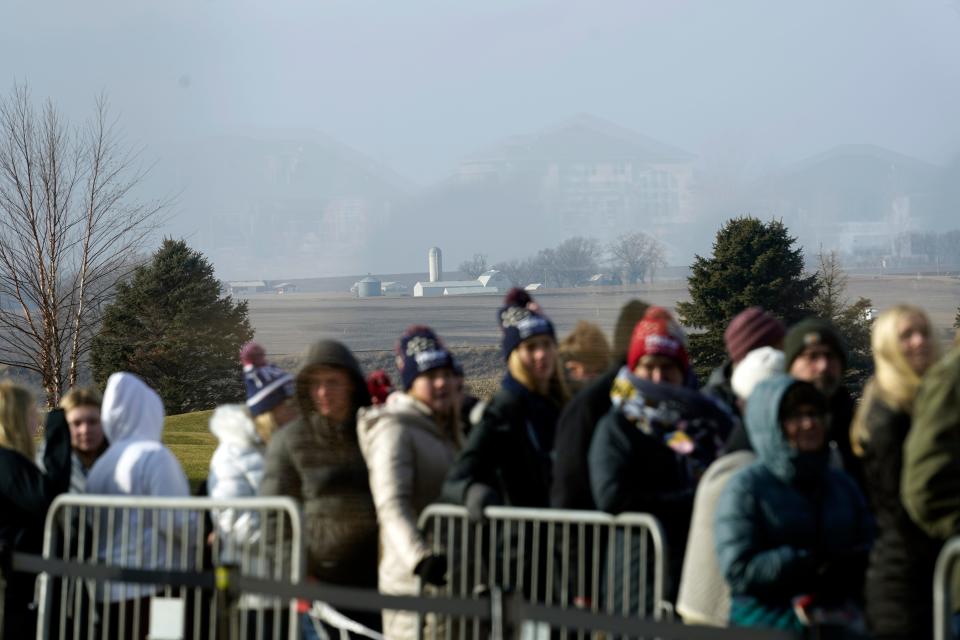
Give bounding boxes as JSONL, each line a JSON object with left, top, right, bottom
{"left": 207, "top": 404, "right": 265, "bottom": 556}
{"left": 85, "top": 372, "right": 191, "bottom": 637}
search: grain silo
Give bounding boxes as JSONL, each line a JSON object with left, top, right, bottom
{"left": 357, "top": 275, "right": 382, "bottom": 298}
{"left": 428, "top": 247, "right": 443, "bottom": 283}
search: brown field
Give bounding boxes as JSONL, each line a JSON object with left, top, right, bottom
{"left": 247, "top": 275, "right": 960, "bottom": 363}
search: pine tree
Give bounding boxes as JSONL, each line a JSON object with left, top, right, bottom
{"left": 91, "top": 239, "right": 254, "bottom": 414}
{"left": 677, "top": 217, "right": 820, "bottom": 379}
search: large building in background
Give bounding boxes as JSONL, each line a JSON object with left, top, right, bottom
{"left": 457, "top": 114, "right": 696, "bottom": 240}
{"left": 381, "top": 114, "right": 697, "bottom": 270}
{"left": 754, "top": 144, "right": 939, "bottom": 265}
{"left": 155, "top": 121, "right": 955, "bottom": 281}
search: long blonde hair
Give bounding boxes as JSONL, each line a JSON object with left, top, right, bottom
{"left": 0, "top": 381, "right": 37, "bottom": 460}
{"left": 507, "top": 345, "right": 570, "bottom": 406}
{"left": 851, "top": 305, "right": 937, "bottom": 455}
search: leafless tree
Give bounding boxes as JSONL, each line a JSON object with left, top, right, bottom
{"left": 458, "top": 253, "right": 488, "bottom": 279}
{"left": 608, "top": 232, "right": 666, "bottom": 284}
{"left": 0, "top": 84, "right": 164, "bottom": 405}
{"left": 490, "top": 258, "right": 538, "bottom": 288}
{"left": 811, "top": 249, "right": 849, "bottom": 322}
{"left": 543, "top": 236, "right": 603, "bottom": 287}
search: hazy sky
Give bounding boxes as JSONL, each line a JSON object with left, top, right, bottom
{"left": 5, "top": 0, "right": 960, "bottom": 185}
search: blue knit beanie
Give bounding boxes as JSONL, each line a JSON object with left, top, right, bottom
{"left": 396, "top": 325, "right": 456, "bottom": 391}
{"left": 498, "top": 288, "right": 556, "bottom": 360}
{"left": 240, "top": 342, "right": 295, "bottom": 417}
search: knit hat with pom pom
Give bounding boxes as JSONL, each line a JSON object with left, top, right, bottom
{"left": 241, "top": 341, "right": 295, "bottom": 417}
{"left": 497, "top": 288, "right": 556, "bottom": 360}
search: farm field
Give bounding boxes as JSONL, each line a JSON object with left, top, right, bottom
{"left": 246, "top": 275, "right": 960, "bottom": 360}
{"left": 169, "top": 274, "right": 959, "bottom": 490}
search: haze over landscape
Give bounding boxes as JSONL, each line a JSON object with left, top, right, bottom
{"left": 6, "top": 0, "right": 960, "bottom": 280}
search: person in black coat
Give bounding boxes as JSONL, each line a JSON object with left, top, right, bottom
{"left": 0, "top": 382, "right": 72, "bottom": 639}
{"left": 442, "top": 289, "right": 569, "bottom": 602}
{"left": 851, "top": 305, "right": 940, "bottom": 640}
{"left": 588, "top": 307, "right": 732, "bottom": 610}
{"left": 443, "top": 289, "right": 568, "bottom": 514}
{"left": 550, "top": 299, "right": 648, "bottom": 511}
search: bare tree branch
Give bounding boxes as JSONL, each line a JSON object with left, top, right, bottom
{"left": 0, "top": 83, "right": 165, "bottom": 405}
{"left": 607, "top": 232, "right": 666, "bottom": 284}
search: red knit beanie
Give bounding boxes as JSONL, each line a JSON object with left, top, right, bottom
{"left": 626, "top": 307, "right": 690, "bottom": 373}
{"left": 723, "top": 307, "right": 786, "bottom": 364}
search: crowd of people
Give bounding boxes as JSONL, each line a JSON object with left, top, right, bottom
{"left": 1, "top": 287, "right": 960, "bottom": 640}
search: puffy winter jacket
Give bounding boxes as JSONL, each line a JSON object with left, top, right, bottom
{"left": 207, "top": 404, "right": 265, "bottom": 550}
{"left": 676, "top": 450, "right": 756, "bottom": 626}
{"left": 357, "top": 392, "right": 461, "bottom": 639}
{"left": 715, "top": 374, "right": 873, "bottom": 631}
{"left": 85, "top": 372, "right": 192, "bottom": 602}
{"left": 259, "top": 339, "right": 378, "bottom": 590}
{"left": 902, "top": 347, "right": 960, "bottom": 614}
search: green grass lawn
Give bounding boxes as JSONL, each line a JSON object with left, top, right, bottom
{"left": 163, "top": 410, "right": 216, "bottom": 493}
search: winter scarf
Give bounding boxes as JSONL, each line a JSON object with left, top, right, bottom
{"left": 610, "top": 366, "right": 732, "bottom": 481}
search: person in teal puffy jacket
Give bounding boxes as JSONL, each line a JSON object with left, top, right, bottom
{"left": 714, "top": 374, "right": 873, "bottom": 632}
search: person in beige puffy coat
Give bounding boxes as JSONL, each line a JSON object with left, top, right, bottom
{"left": 358, "top": 325, "right": 463, "bottom": 640}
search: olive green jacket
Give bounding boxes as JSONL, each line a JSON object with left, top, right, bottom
{"left": 902, "top": 347, "right": 960, "bottom": 609}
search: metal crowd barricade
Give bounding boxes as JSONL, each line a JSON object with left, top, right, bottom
{"left": 934, "top": 536, "right": 960, "bottom": 640}
{"left": 35, "top": 494, "right": 304, "bottom": 640}
{"left": 11, "top": 549, "right": 797, "bottom": 640}
{"left": 416, "top": 504, "right": 670, "bottom": 640}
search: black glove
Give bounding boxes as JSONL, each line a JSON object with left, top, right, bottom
{"left": 465, "top": 483, "right": 500, "bottom": 522}
{"left": 415, "top": 554, "right": 448, "bottom": 587}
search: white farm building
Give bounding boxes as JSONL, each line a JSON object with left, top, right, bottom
{"left": 413, "top": 269, "right": 511, "bottom": 297}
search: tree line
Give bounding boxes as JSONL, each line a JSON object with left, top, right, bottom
{"left": 458, "top": 232, "right": 667, "bottom": 289}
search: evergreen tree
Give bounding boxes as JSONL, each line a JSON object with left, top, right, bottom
{"left": 91, "top": 239, "right": 254, "bottom": 414}
{"left": 677, "top": 217, "right": 819, "bottom": 379}
{"left": 955, "top": 304, "right": 960, "bottom": 331}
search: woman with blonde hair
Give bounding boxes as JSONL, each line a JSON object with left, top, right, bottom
{"left": 0, "top": 381, "right": 72, "bottom": 638}
{"left": 442, "top": 289, "right": 568, "bottom": 604}
{"left": 444, "top": 288, "right": 568, "bottom": 517}
{"left": 851, "top": 304, "right": 939, "bottom": 640}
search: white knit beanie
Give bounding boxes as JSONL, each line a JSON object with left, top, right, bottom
{"left": 731, "top": 346, "right": 785, "bottom": 401}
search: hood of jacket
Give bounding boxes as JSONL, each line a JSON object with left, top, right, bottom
{"left": 745, "top": 374, "right": 827, "bottom": 485}
{"left": 101, "top": 372, "right": 165, "bottom": 444}
{"left": 209, "top": 404, "right": 259, "bottom": 448}
{"left": 296, "top": 339, "right": 371, "bottom": 418}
